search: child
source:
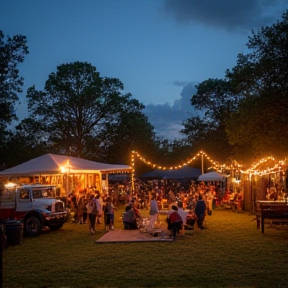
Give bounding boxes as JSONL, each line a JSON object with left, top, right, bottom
{"left": 104, "top": 197, "right": 116, "bottom": 231}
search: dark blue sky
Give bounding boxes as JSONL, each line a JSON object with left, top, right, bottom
{"left": 1, "top": 0, "right": 287, "bottom": 139}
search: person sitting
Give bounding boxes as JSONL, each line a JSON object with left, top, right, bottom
{"left": 123, "top": 205, "right": 138, "bottom": 229}
{"left": 167, "top": 205, "right": 183, "bottom": 240}
{"left": 185, "top": 211, "right": 196, "bottom": 229}
{"left": 132, "top": 202, "right": 141, "bottom": 220}
{"left": 195, "top": 194, "right": 206, "bottom": 229}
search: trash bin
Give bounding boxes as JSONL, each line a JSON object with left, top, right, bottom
{"left": 5, "top": 220, "right": 23, "bottom": 245}
{"left": 0, "top": 224, "right": 7, "bottom": 250}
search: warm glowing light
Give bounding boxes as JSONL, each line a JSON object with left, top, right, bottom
{"left": 130, "top": 150, "right": 287, "bottom": 191}
{"left": 4, "top": 182, "right": 18, "bottom": 188}
{"left": 60, "top": 166, "right": 67, "bottom": 173}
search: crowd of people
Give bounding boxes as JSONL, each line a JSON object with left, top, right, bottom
{"left": 67, "top": 188, "right": 116, "bottom": 234}
{"left": 65, "top": 179, "right": 243, "bottom": 239}
{"left": 120, "top": 193, "right": 208, "bottom": 239}
{"left": 117, "top": 179, "right": 218, "bottom": 239}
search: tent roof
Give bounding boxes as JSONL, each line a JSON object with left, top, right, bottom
{"left": 0, "top": 154, "right": 131, "bottom": 176}
{"left": 198, "top": 171, "right": 227, "bottom": 182}
{"left": 140, "top": 166, "right": 201, "bottom": 180}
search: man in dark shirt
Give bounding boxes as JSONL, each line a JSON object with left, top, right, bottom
{"left": 195, "top": 194, "right": 206, "bottom": 229}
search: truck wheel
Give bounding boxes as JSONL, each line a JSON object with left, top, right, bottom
{"left": 48, "top": 223, "right": 63, "bottom": 230}
{"left": 25, "top": 217, "right": 42, "bottom": 236}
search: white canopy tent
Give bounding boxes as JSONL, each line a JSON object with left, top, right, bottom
{"left": 0, "top": 154, "right": 131, "bottom": 176}
{"left": 0, "top": 154, "right": 131, "bottom": 195}
{"left": 198, "top": 172, "right": 228, "bottom": 182}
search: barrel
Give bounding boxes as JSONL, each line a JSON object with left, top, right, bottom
{"left": 5, "top": 220, "right": 23, "bottom": 245}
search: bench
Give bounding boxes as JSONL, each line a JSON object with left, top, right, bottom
{"left": 256, "top": 201, "right": 288, "bottom": 233}
{"left": 268, "top": 219, "right": 288, "bottom": 227}
{"left": 257, "top": 216, "right": 288, "bottom": 228}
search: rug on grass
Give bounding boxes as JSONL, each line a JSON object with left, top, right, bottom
{"left": 95, "top": 229, "right": 174, "bottom": 243}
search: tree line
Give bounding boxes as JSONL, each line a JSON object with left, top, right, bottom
{"left": 0, "top": 10, "right": 288, "bottom": 170}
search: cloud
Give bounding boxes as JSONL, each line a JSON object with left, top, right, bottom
{"left": 144, "top": 81, "right": 199, "bottom": 140}
{"left": 171, "top": 80, "right": 190, "bottom": 87}
{"left": 162, "top": 0, "right": 288, "bottom": 32}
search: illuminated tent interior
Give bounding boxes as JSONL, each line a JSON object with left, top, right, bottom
{"left": 0, "top": 154, "right": 131, "bottom": 195}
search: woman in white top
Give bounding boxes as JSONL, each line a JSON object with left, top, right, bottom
{"left": 148, "top": 196, "right": 158, "bottom": 231}
{"left": 177, "top": 201, "right": 188, "bottom": 235}
{"left": 95, "top": 192, "right": 103, "bottom": 224}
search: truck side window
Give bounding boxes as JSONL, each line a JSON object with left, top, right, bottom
{"left": 32, "top": 189, "right": 43, "bottom": 198}
{"left": 20, "top": 189, "right": 29, "bottom": 200}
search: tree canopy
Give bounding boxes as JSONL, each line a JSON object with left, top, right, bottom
{"left": 0, "top": 30, "right": 28, "bottom": 133}
{"left": 0, "top": 30, "right": 29, "bottom": 168}
{"left": 226, "top": 10, "right": 288, "bottom": 158}
{"left": 181, "top": 78, "right": 242, "bottom": 161}
{"left": 181, "top": 10, "right": 288, "bottom": 162}
{"left": 18, "top": 61, "right": 155, "bottom": 161}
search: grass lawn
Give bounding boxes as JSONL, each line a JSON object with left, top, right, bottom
{"left": 2, "top": 205, "right": 288, "bottom": 288}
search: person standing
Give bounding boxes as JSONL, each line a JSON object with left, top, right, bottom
{"left": 95, "top": 192, "right": 103, "bottom": 225}
{"left": 104, "top": 197, "right": 115, "bottom": 231}
{"left": 148, "top": 196, "right": 158, "bottom": 231}
{"left": 70, "top": 191, "right": 78, "bottom": 223}
{"left": 206, "top": 189, "right": 214, "bottom": 215}
{"left": 113, "top": 183, "right": 120, "bottom": 208}
{"left": 76, "top": 195, "right": 85, "bottom": 224}
{"left": 82, "top": 195, "right": 88, "bottom": 224}
{"left": 195, "top": 194, "right": 206, "bottom": 229}
{"left": 87, "top": 194, "right": 97, "bottom": 233}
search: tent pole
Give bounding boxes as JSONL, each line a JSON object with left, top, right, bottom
{"left": 201, "top": 154, "right": 204, "bottom": 174}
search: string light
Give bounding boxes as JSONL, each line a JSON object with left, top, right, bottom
{"left": 241, "top": 157, "right": 287, "bottom": 176}
{"left": 130, "top": 151, "right": 287, "bottom": 190}
{"left": 131, "top": 150, "right": 224, "bottom": 190}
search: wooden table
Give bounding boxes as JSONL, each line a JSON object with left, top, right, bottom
{"left": 257, "top": 201, "right": 288, "bottom": 233}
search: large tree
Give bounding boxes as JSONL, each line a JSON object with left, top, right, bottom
{"left": 181, "top": 78, "right": 242, "bottom": 161}
{"left": 0, "top": 30, "right": 29, "bottom": 169}
{"left": 20, "top": 61, "right": 155, "bottom": 161}
{"left": 226, "top": 10, "right": 288, "bottom": 158}
{"left": 0, "top": 31, "right": 28, "bottom": 135}
{"left": 100, "top": 107, "right": 157, "bottom": 165}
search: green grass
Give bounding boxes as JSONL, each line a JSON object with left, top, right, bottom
{"left": 3, "top": 206, "right": 288, "bottom": 288}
